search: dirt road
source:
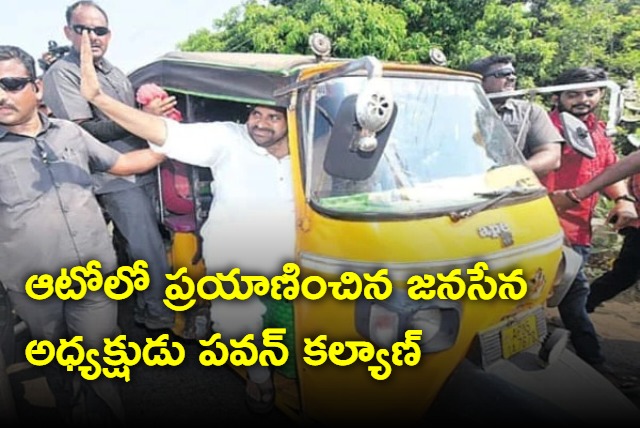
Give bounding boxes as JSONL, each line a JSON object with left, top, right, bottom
{"left": 547, "top": 289, "right": 640, "bottom": 408}
{"left": 578, "top": 219, "right": 640, "bottom": 406}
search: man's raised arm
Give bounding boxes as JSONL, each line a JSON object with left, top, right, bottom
{"left": 79, "top": 31, "right": 168, "bottom": 146}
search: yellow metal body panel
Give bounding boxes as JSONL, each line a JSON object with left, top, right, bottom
{"left": 167, "top": 232, "right": 206, "bottom": 338}
{"left": 162, "top": 59, "right": 565, "bottom": 423}
{"left": 288, "top": 150, "right": 564, "bottom": 422}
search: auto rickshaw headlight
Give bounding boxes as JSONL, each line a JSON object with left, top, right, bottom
{"left": 355, "top": 289, "right": 461, "bottom": 353}
{"left": 368, "top": 304, "right": 400, "bottom": 348}
{"left": 408, "top": 308, "right": 442, "bottom": 343}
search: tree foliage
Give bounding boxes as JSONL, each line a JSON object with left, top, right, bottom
{"left": 179, "top": 0, "right": 639, "bottom": 80}
{"left": 177, "top": 0, "right": 640, "bottom": 147}
{"left": 179, "top": 0, "right": 428, "bottom": 61}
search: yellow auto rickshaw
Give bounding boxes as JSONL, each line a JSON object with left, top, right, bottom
{"left": 128, "top": 34, "right": 640, "bottom": 424}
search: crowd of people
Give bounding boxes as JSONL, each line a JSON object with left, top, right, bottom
{"left": 1, "top": 1, "right": 294, "bottom": 423}
{"left": 1, "top": 0, "right": 639, "bottom": 426}
{"left": 469, "top": 56, "right": 639, "bottom": 389}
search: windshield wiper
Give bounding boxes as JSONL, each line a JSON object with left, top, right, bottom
{"left": 448, "top": 186, "right": 543, "bottom": 222}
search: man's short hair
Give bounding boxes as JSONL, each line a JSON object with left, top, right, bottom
{"left": 466, "top": 54, "right": 515, "bottom": 76}
{"left": 0, "top": 45, "right": 36, "bottom": 79}
{"left": 553, "top": 67, "right": 608, "bottom": 86}
{"left": 247, "top": 104, "right": 286, "bottom": 114}
{"left": 66, "top": 1, "right": 109, "bottom": 25}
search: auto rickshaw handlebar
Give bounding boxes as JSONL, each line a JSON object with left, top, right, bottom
{"left": 487, "top": 80, "right": 622, "bottom": 137}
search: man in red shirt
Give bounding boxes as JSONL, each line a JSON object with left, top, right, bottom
{"left": 541, "top": 67, "right": 637, "bottom": 389}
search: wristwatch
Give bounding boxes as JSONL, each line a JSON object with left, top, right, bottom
{"left": 613, "top": 194, "right": 637, "bottom": 203}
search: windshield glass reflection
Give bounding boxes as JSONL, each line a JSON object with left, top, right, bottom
{"left": 303, "top": 75, "right": 542, "bottom": 217}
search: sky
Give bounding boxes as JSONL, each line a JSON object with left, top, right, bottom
{"left": 0, "top": 0, "right": 246, "bottom": 74}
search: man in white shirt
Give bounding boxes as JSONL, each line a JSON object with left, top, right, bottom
{"left": 76, "top": 32, "right": 292, "bottom": 414}
{"left": 158, "top": 106, "right": 294, "bottom": 276}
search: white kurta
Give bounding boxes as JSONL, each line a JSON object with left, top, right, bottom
{"left": 151, "top": 118, "right": 295, "bottom": 337}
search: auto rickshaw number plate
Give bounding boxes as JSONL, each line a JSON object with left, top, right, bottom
{"left": 500, "top": 315, "right": 539, "bottom": 359}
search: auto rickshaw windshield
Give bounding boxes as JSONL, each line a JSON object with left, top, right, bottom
{"left": 303, "top": 75, "right": 533, "bottom": 217}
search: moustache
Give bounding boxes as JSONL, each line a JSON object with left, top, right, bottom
{"left": 571, "top": 104, "right": 591, "bottom": 109}
{"left": 0, "top": 101, "right": 17, "bottom": 111}
{"left": 250, "top": 126, "right": 273, "bottom": 134}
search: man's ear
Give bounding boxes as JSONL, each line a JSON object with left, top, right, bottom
{"left": 34, "top": 79, "right": 44, "bottom": 98}
{"left": 63, "top": 26, "right": 73, "bottom": 42}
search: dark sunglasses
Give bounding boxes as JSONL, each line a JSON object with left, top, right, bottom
{"left": 72, "top": 24, "right": 110, "bottom": 36}
{"left": 484, "top": 68, "right": 517, "bottom": 79}
{"left": 0, "top": 77, "right": 35, "bottom": 92}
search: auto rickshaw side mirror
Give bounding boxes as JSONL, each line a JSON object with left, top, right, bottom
{"left": 323, "top": 94, "right": 397, "bottom": 180}
{"left": 559, "top": 112, "right": 596, "bottom": 159}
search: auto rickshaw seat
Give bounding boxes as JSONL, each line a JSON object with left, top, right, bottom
{"left": 159, "top": 159, "right": 214, "bottom": 234}
{"left": 160, "top": 159, "right": 197, "bottom": 232}
{"left": 158, "top": 159, "right": 213, "bottom": 267}
{"left": 161, "top": 160, "right": 194, "bottom": 212}
{"left": 163, "top": 214, "right": 196, "bottom": 232}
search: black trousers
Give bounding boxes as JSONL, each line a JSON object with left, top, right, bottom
{"left": 587, "top": 227, "right": 640, "bottom": 312}
{"left": 97, "top": 183, "right": 174, "bottom": 322}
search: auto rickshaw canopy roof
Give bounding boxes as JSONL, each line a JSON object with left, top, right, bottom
{"left": 128, "top": 51, "right": 328, "bottom": 107}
